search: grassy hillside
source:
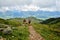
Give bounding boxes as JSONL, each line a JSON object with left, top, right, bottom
{"left": 41, "top": 17, "right": 60, "bottom": 33}
{"left": 26, "top": 17, "right": 43, "bottom": 23}
{"left": 32, "top": 17, "right": 60, "bottom": 40}
{"left": 0, "top": 17, "right": 60, "bottom": 40}
{"left": 0, "top": 18, "right": 7, "bottom": 24}
{"left": 41, "top": 17, "right": 60, "bottom": 24}
{"left": 0, "top": 18, "right": 29, "bottom": 40}
{"left": 32, "top": 23, "right": 60, "bottom": 40}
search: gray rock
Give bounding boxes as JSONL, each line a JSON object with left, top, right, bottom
{"left": 2, "top": 27, "right": 12, "bottom": 34}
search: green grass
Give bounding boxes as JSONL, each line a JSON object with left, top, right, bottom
{"left": 32, "top": 23, "right": 60, "bottom": 40}
{"left": 0, "top": 25, "right": 29, "bottom": 40}
{"left": 0, "top": 17, "right": 60, "bottom": 40}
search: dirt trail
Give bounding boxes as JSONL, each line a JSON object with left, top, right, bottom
{"left": 29, "top": 26, "right": 44, "bottom": 40}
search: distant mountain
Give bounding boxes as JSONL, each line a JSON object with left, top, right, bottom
{"left": 0, "top": 10, "right": 60, "bottom": 19}
{"left": 41, "top": 17, "right": 60, "bottom": 24}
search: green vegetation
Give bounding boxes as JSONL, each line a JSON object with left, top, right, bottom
{"left": 0, "top": 18, "right": 29, "bottom": 40}
{"left": 0, "top": 17, "right": 60, "bottom": 40}
{"left": 0, "top": 25, "right": 29, "bottom": 40}
{"left": 41, "top": 17, "right": 60, "bottom": 24}
{"left": 32, "top": 17, "right": 60, "bottom": 40}
{"left": 32, "top": 23, "right": 60, "bottom": 40}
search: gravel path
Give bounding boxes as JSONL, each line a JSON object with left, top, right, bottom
{"left": 29, "top": 26, "right": 45, "bottom": 40}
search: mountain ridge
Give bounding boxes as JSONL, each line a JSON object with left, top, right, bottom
{"left": 0, "top": 10, "right": 60, "bottom": 19}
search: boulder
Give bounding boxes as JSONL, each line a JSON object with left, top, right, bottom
{"left": 2, "top": 27, "right": 12, "bottom": 35}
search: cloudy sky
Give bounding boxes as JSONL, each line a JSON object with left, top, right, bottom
{"left": 0, "top": 0, "right": 59, "bottom": 11}
{"left": 0, "top": 0, "right": 60, "bottom": 19}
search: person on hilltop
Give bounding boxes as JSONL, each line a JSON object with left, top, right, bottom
{"left": 28, "top": 19, "right": 31, "bottom": 24}
{"left": 23, "top": 19, "right": 26, "bottom": 24}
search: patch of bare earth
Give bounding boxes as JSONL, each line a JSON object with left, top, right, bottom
{"left": 0, "top": 38, "right": 6, "bottom": 40}
{"left": 29, "top": 26, "right": 45, "bottom": 40}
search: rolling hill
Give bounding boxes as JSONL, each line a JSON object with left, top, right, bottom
{"left": 41, "top": 17, "right": 60, "bottom": 24}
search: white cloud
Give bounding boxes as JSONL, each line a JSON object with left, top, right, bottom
{"left": 20, "top": 5, "right": 40, "bottom": 11}
{"left": 0, "top": 0, "right": 60, "bottom": 11}
{"left": 0, "top": 0, "right": 32, "bottom": 6}
{"left": 0, "top": 5, "right": 57, "bottom": 12}
{"left": 39, "top": 7, "right": 56, "bottom": 12}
